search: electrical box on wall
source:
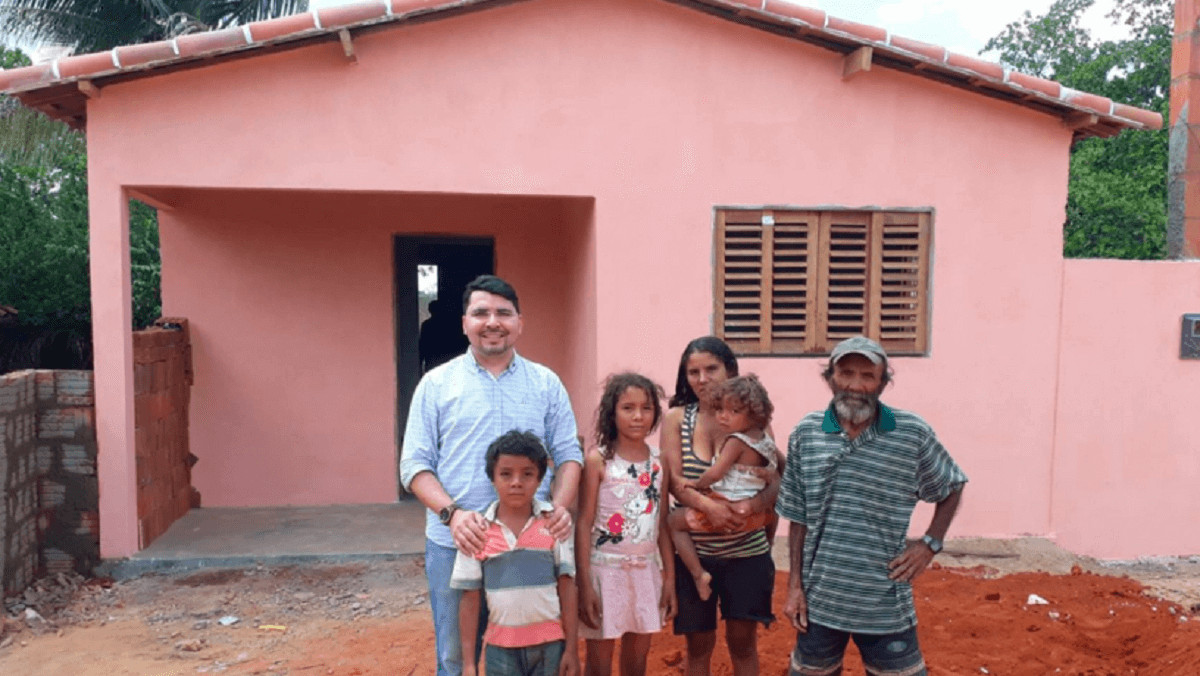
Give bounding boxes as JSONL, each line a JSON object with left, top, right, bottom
{"left": 1182, "top": 314, "right": 1200, "bottom": 359}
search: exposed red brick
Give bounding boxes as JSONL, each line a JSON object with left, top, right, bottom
{"left": 762, "top": 0, "right": 824, "bottom": 26}
{"left": 1111, "top": 102, "right": 1163, "bottom": 130}
{"left": 1177, "top": 0, "right": 1200, "bottom": 35}
{"left": 826, "top": 16, "right": 888, "bottom": 43}
{"left": 249, "top": 12, "right": 319, "bottom": 41}
{"left": 1008, "top": 71, "right": 1061, "bottom": 99}
{"left": 946, "top": 52, "right": 1004, "bottom": 81}
{"left": 318, "top": 1, "right": 389, "bottom": 29}
{"left": 176, "top": 27, "right": 248, "bottom": 59}
{"left": 117, "top": 41, "right": 177, "bottom": 69}
{"left": 0, "top": 63, "right": 55, "bottom": 90}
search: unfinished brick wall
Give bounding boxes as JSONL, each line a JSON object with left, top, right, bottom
{"left": 35, "top": 370, "right": 99, "bottom": 577}
{"left": 134, "top": 318, "right": 194, "bottom": 549}
{"left": 0, "top": 371, "right": 38, "bottom": 593}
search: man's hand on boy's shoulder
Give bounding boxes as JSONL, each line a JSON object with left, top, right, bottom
{"left": 450, "top": 509, "right": 489, "bottom": 556}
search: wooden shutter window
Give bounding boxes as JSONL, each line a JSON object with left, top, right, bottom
{"left": 715, "top": 208, "right": 930, "bottom": 356}
{"left": 715, "top": 210, "right": 766, "bottom": 352}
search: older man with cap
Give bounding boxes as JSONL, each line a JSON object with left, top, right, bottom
{"left": 777, "top": 336, "right": 967, "bottom": 676}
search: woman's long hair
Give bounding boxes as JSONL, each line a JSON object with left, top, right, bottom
{"left": 668, "top": 336, "right": 739, "bottom": 408}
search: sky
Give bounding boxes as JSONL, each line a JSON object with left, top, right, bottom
{"left": 302, "top": 0, "right": 1132, "bottom": 59}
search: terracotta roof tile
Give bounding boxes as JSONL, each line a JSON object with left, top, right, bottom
{"left": 888, "top": 35, "right": 945, "bottom": 62}
{"left": 0, "top": 0, "right": 1162, "bottom": 137}
{"left": 117, "top": 41, "right": 178, "bottom": 69}
{"left": 1112, "top": 102, "right": 1163, "bottom": 129}
{"left": 761, "top": 0, "right": 825, "bottom": 27}
{"left": 0, "top": 61, "right": 54, "bottom": 89}
{"left": 1062, "top": 88, "right": 1114, "bottom": 116}
{"left": 318, "top": 2, "right": 390, "bottom": 28}
{"left": 248, "top": 12, "right": 319, "bottom": 41}
{"left": 57, "top": 51, "right": 118, "bottom": 80}
{"left": 1007, "top": 71, "right": 1062, "bottom": 99}
{"left": 175, "top": 26, "right": 251, "bottom": 59}
{"left": 825, "top": 16, "right": 888, "bottom": 43}
{"left": 945, "top": 52, "right": 1005, "bottom": 81}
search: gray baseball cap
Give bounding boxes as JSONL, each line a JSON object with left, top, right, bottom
{"left": 830, "top": 336, "right": 887, "bottom": 365}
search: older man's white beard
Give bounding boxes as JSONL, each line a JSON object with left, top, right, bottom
{"left": 833, "top": 393, "right": 877, "bottom": 425}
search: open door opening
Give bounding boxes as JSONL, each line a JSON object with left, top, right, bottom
{"left": 394, "top": 236, "right": 495, "bottom": 498}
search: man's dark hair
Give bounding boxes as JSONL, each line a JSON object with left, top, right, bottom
{"left": 463, "top": 275, "right": 520, "bottom": 314}
{"left": 485, "top": 430, "right": 548, "bottom": 480}
{"left": 668, "top": 336, "right": 739, "bottom": 408}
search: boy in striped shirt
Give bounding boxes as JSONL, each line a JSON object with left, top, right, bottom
{"left": 451, "top": 430, "right": 579, "bottom": 676}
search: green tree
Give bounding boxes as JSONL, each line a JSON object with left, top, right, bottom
{"left": 0, "top": 151, "right": 162, "bottom": 329}
{"left": 0, "top": 46, "right": 84, "bottom": 170}
{"left": 0, "top": 0, "right": 308, "bottom": 54}
{"left": 984, "top": 0, "right": 1169, "bottom": 259}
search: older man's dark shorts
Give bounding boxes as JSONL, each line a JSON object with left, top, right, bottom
{"left": 672, "top": 552, "right": 775, "bottom": 634}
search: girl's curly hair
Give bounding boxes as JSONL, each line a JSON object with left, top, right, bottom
{"left": 594, "top": 372, "right": 664, "bottom": 459}
{"left": 707, "top": 373, "right": 773, "bottom": 430}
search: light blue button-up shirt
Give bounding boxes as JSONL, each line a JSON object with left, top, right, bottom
{"left": 400, "top": 350, "right": 582, "bottom": 548}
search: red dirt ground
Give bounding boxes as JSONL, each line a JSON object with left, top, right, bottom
{"left": 2, "top": 559, "right": 1198, "bottom": 675}
{"left": 250, "top": 567, "right": 1200, "bottom": 675}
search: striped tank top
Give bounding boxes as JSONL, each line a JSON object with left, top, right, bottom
{"left": 680, "top": 403, "right": 770, "bottom": 559}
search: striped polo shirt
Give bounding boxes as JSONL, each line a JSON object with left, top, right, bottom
{"left": 448, "top": 499, "right": 575, "bottom": 648}
{"left": 776, "top": 403, "right": 967, "bottom": 634}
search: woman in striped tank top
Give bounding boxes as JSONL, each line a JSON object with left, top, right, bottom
{"left": 660, "top": 337, "right": 782, "bottom": 676}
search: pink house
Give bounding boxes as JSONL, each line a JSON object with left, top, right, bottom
{"left": 3, "top": 0, "right": 1193, "bottom": 561}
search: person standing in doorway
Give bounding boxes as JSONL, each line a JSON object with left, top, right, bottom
{"left": 401, "top": 274, "right": 583, "bottom": 676}
{"left": 778, "top": 336, "right": 967, "bottom": 676}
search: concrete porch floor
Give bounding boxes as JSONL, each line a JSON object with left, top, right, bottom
{"left": 103, "top": 501, "right": 428, "bottom": 579}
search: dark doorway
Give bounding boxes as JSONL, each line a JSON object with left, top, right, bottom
{"left": 394, "top": 236, "right": 494, "bottom": 497}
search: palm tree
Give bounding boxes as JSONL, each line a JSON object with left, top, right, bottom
{"left": 0, "top": 0, "right": 310, "bottom": 55}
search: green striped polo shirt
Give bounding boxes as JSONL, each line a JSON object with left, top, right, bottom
{"left": 776, "top": 402, "right": 967, "bottom": 634}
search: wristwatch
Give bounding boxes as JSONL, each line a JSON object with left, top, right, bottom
{"left": 920, "top": 534, "right": 943, "bottom": 554}
{"left": 438, "top": 502, "right": 461, "bottom": 526}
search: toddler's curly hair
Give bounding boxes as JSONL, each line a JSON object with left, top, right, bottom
{"left": 707, "top": 374, "right": 773, "bottom": 430}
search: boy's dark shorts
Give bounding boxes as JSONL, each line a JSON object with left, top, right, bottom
{"left": 673, "top": 552, "right": 775, "bottom": 634}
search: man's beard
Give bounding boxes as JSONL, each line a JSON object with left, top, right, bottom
{"left": 832, "top": 388, "right": 880, "bottom": 426}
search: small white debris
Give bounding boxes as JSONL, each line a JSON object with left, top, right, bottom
{"left": 980, "top": 668, "right": 990, "bottom": 674}
{"left": 218, "top": 615, "right": 239, "bottom": 626}
{"left": 1026, "top": 594, "right": 1050, "bottom": 605}
{"left": 1048, "top": 611, "right": 1061, "bottom": 620}
{"left": 23, "top": 608, "right": 44, "bottom": 623}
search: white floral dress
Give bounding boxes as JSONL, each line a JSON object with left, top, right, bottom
{"left": 581, "top": 446, "right": 665, "bottom": 639}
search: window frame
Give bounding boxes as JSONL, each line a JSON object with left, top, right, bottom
{"left": 712, "top": 205, "right": 933, "bottom": 358}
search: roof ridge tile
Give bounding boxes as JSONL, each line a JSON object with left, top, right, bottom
{"left": 0, "top": 0, "right": 1162, "bottom": 135}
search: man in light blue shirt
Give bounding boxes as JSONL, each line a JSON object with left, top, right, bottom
{"left": 400, "top": 274, "right": 582, "bottom": 676}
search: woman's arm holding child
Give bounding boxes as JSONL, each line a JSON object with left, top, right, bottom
{"left": 574, "top": 449, "right": 604, "bottom": 630}
{"left": 694, "top": 436, "right": 753, "bottom": 491}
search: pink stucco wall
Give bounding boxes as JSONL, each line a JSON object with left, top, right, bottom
{"left": 82, "top": 0, "right": 1180, "bottom": 557}
{"left": 1053, "top": 260, "right": 1200, "bottom": 558}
